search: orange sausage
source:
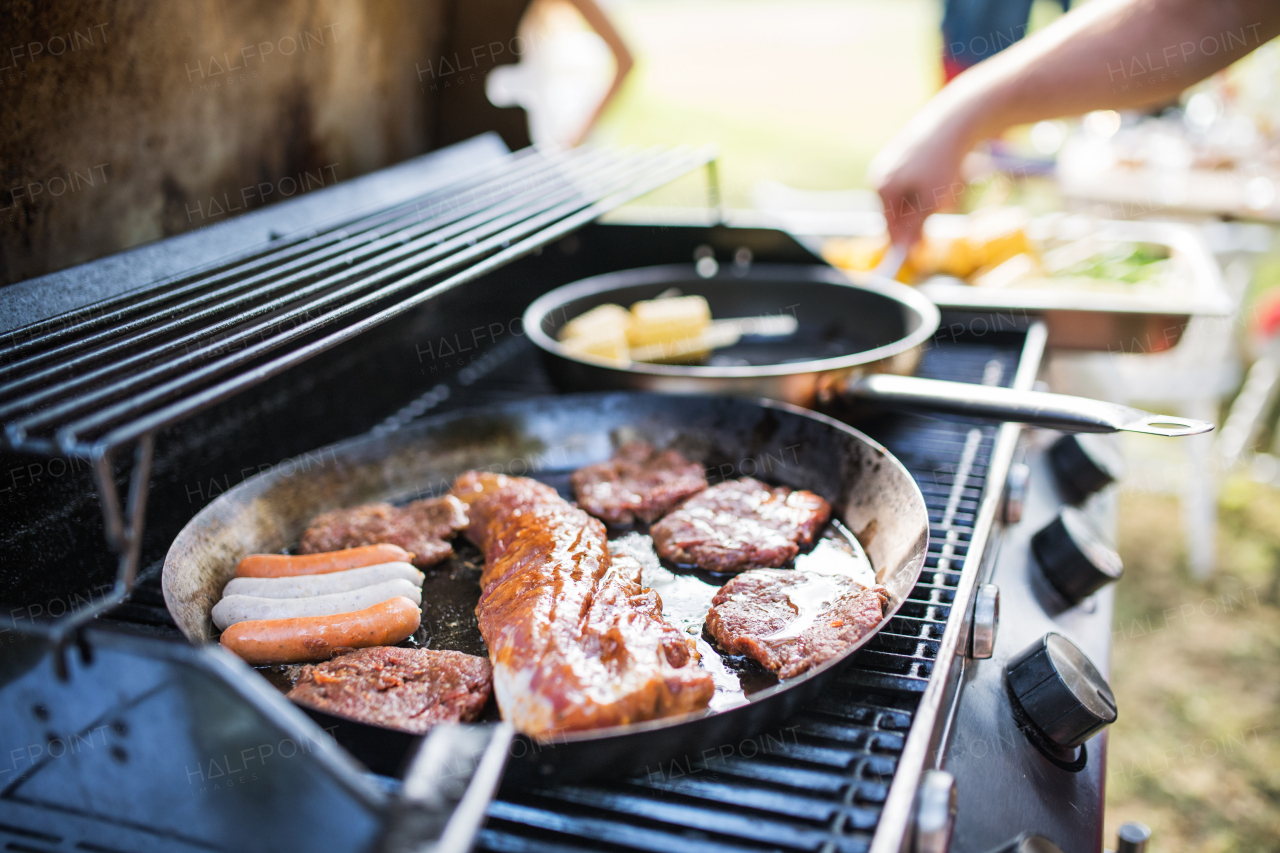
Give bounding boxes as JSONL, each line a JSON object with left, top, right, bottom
{"left": 218, "top": 597, "right": 421, "bottom": 665}
{"left": 234, "top": 544, "right": 413, "bottom": 578}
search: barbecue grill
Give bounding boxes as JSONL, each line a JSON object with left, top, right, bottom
{"left": 1, "top": 132, "right": 1125, "bottom": 853}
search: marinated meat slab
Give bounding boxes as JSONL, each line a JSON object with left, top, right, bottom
{"left": 286, "top": 646, "right": 492, "bottom": 734}
{"left": 705, "top": 570, "right": 889, "bottom": 679}
{"left": 299, "top": 495, "right": 469, "bottom": 568}
{"left": 451, "top": 471, "right": 714, "bottom": 738}
{"left": 650, "top": 478, "right": 832, "bottom": 573}
{"left": 571, "top": 441, "right": 707, "bottom": 526}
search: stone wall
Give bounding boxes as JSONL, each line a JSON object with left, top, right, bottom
{"left": 0, "top": 0, "right": 529, "bottom": 285}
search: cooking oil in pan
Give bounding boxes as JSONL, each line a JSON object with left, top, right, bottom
{"left": 612, "top": 517, "right": 876, "bottom": 712}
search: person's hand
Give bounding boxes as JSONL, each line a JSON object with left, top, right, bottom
{"left": 869, "top": 92, "right": 985, "bottom": 249}
{"left": 870, "top": 0, "right": 1280, "bottom": 248}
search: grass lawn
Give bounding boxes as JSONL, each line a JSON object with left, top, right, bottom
{"left": 593, "top": 0, "right": 941, "bottom": 207}
{"left": 1107, "top": 479, "right": 1280, "bottom": 850}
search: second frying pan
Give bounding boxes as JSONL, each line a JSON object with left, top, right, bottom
{"left": 524, "top": 264, "right": 1214, "bottom": 437}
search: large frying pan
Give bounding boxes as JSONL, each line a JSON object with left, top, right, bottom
{"left": 524, "top": 264, "right": 1214, "bottom": 437}
{"left": 163, "top": 393, "right": 929, "bottom": 782}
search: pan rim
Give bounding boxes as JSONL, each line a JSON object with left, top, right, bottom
{"left": 523, "top": 263, "right": 942, "bottom": 379}
{"left": 162, "top": 392, "right": 929, "bottom": 746}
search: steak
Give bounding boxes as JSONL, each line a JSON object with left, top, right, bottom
{"left": 571, "top": 441, "right": 707, "bottom": 526}
{"left": 451, "top": 471, "right": 714, "bottom": 738}
{"left": 299, "top": 495, "right": 469, "bottom": 568}
{"left": 650, "top": 478, "right": 832, "bottom": 573}
{"left": 286, "top": 646, "right": 492, "bottom": 734}
{"left": 705, "top": 570, "right": 889, "bottom": 679}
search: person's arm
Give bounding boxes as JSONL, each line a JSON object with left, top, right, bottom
{"left": 872, "top": 0, "right": 1280, "bottom": 246}
{"left": 564, "top": 0, "right": 635, "bottom": 147}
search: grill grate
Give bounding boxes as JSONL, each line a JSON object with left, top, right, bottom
{"left": 0, "top": 146, "right": 712, "bottom": 458}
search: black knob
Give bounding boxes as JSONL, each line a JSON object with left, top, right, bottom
{"left": 1031, "top": 507, "right": 1123, "bottom": 604}
{"left": 1048, "top": 433, "right": 1124, "bottom": 503}
{"left": 1006, "top": 633, "right": 1117, "bottom": 748}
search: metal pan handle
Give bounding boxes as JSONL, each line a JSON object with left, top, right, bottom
{"left": 843, "top": 374, "right": 1214, "bottom": 437}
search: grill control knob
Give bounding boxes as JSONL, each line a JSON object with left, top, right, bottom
{"left": 1002, "top": 462, "right": 1031, "bottom": 524}
{"left": 1006, "top": 633, "right": 1117, "bottom": 749}
{"left": 912, "top": 770, "right": 956, "bottom": 853}
{"left": 1031, "top": 507, "right": 1123, "bottom": 604}
{"left": 971, "top": 584, "right": 999, "bottom": 659}
{"left": 1048, "top": 433, "right": 1124, "bottom": 503}
{"left": 1116, "top": 821, "right": 1152, "bottom": 853}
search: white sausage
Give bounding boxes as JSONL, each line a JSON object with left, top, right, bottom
{"left": 222, "top": 562, "right": 424, "bottom": 599}
{"left": 212, "top": 579, "right": 422, "bottom": 630}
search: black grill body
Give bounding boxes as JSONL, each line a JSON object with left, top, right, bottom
{"left": 0, "top": 141, "right": 1113, "bottom": 852}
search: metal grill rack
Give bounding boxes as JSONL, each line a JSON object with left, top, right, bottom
{"left": 369, "top": 333, "right": 1025, "bottom": 853}
{"left": 0, "top": 145, "right": 716, "bottom": 647}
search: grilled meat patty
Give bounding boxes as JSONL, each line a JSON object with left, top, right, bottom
{"left": 705, "top": 570, "right": 889, "bottom": 679}
{"left": 286, "top": 646, "right": 492, "bottom": 734}
{"left": 571, "top": 441, "right": 708, "bottom": 526}
{"left": 299, "top": 495, "right": 469, "bottom": 568}
{"left": 451, "top": 471, "right": 714, "bottom": 738}
{"left": 650, "top": 478, "right": 832, "bottom": 573}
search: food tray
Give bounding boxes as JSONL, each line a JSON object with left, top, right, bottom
{"left": 909, "top": 214, "right": 1231, "bottom": 353}
{"left": 625, "top": 207, "right": 1235, "bottom": 354}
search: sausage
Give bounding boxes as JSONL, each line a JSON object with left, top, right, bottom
{"left": 234, "top": 544, "right": 413, "bottom": 578}
{"left": 219, "top": 597, "right": 422, "bottom": 665}
{"left": 211, "top": 579, "right": 422, "bottom": 631}
{"left": 223, "top": 562, "right": 424, "bottom": 599}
